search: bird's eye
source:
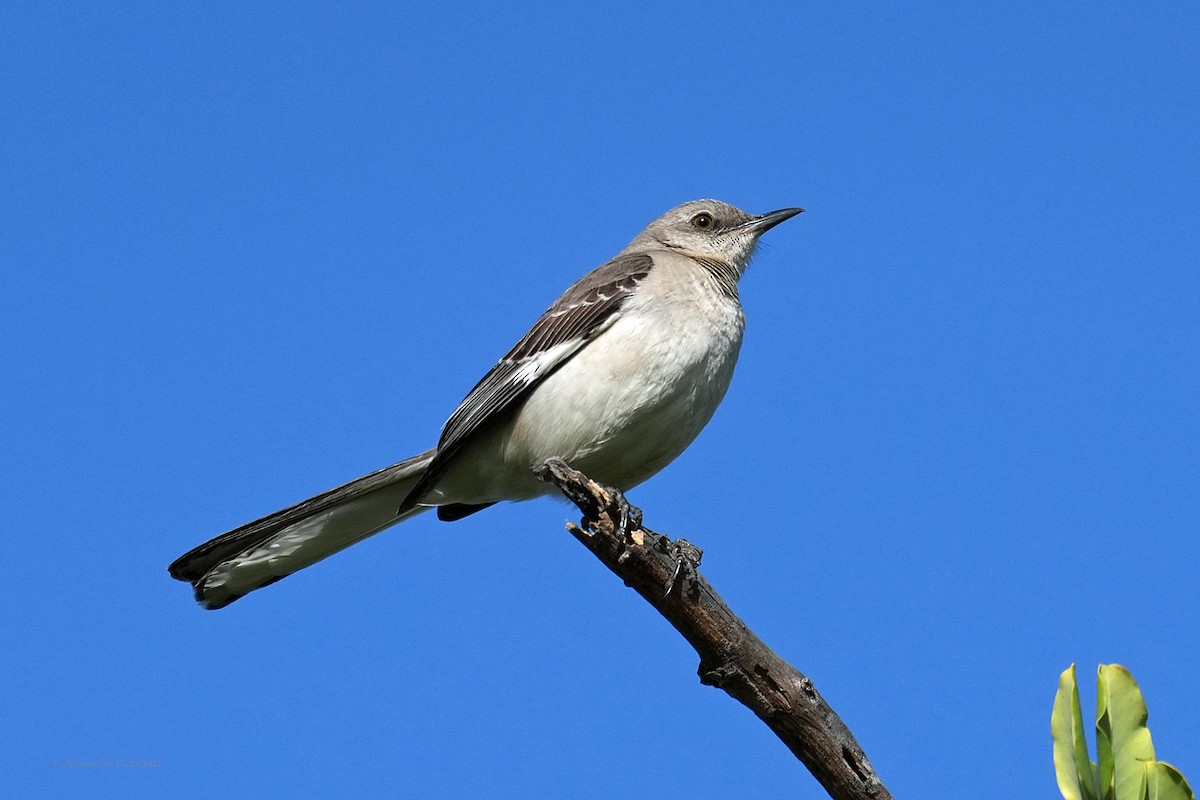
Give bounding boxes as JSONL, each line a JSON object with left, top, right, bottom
{"left": 690, "top": 212, "right": 716, "bottom": 230}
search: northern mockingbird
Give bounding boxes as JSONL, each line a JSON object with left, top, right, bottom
{"left": 169, "top": 199, "right": 803, "bottom": 608}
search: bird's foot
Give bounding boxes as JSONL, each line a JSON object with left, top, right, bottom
{"left": 660, "top": 537, "right": 703, "bottom": 599}
{"left": 605, "top": 490, "right": 644, "bottom": 544}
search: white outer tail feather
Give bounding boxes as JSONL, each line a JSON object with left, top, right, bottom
{"left": 197, "top": 480, "right": 429, "bottom": 608}
{"left": 172, "top": 450, "right": 435, "bottom": 609}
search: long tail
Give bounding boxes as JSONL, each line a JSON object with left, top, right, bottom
{"left": 168, "top": 449, "right": 436, "bottom": 609}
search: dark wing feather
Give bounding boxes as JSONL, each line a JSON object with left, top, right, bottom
{"left": 399, "top": 252, "right": 654, "bottom": 511}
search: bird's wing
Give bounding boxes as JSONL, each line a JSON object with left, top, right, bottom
{"left": 400, "top": 251, "right": 654, "bottom": 510}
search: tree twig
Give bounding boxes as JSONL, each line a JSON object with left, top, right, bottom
{"left": 535, "top": 458, "right": 893, "bottom": 800}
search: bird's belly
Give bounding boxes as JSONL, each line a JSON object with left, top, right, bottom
{"left": 514, "top": 347, "right": 735, "bottom": 487}
{"left": 433, "top": 306, "right": 743, "bottom": 504}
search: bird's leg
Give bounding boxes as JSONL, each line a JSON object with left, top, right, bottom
{"left": 661, "top": 537, "right": 703, "bottom": 599}
{"left": 534, "top": 457, "right": 702, "bottom": 597}
{"left": 605, "top": 490, "right": 643, "bottom": 544}
{"left": 600, "top": 487, "right": 702, "bottom": 598}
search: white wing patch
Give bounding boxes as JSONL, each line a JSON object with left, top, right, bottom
{"left": 509, "top": 338, "right": 582, "bottom": 384}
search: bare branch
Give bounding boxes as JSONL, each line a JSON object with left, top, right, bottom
{"left": 535, "top": 458, "right": 892, "bottom": 800}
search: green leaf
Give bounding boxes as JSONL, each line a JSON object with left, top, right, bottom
{"left": 1142, "top": 762, "right": 1196, "bottom": 800}
{"left": 1054, "top": 664, "right": 1100, "bottom": 800}
{"left": 1096, "top": 664, "right": 1156, "bottom": 800}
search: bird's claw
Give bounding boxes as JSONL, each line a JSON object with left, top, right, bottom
{"left": 662, "top": 537, "right": 703, "bottom": 599}
{"left": 605, "top": 491, "right": 643, "bottom": 543}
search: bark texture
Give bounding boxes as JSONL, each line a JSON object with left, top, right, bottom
{"left": 536, "top": 458, "right": 893, "bottom": 800}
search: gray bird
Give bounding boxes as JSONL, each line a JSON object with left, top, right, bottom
{"left": 169, "top": 200, "right": 803, "bottom": 608}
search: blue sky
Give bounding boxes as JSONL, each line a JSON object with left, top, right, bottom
{"left": 2, "top": 2, "right": 1197, "bottom": 798}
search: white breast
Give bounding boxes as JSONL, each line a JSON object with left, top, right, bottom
{"left": 429, "top": 258, "right": 746, "bottom": 504}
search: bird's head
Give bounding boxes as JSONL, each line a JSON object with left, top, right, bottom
{"left": 630, "top": 199, "right": 804, "bottom": 271}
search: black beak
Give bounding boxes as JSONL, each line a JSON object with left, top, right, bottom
{"left": 747, "top": 207, "right": 805, "bottom": 234}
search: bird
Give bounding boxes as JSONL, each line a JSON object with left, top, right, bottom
{"left": 168, "top": 199, "right": 804, "bottom": 608}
